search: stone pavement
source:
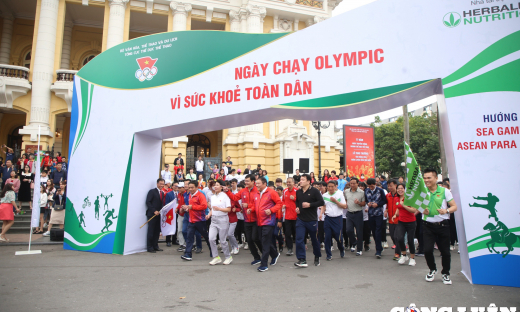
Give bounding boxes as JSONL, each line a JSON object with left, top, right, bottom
{"left": 0, "top": 242, "right": 518, "bottom": 312}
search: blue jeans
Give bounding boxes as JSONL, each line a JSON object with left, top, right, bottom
{"left": 368, "top": 215, "right": 384, "bottom": 254}
{"left": 196, "top": 171, "right": 204, "bottom": 180}
{"left": 184, "top": 221, "right": 211, "bottom": 258}
{"left": 324, "top": 215, "right": 344, "bottom": 258}
{"left": 272, "top": 225, "right": 284, "bottom": 248}
{"left": 182, "top": 216, "right": 202, "bottom": 249}
{"left": 295, "top": 219, "right": 321, "bottom": 260}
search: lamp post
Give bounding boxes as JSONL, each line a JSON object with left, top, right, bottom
{"left": 312, "top": 121, "right": 330, "bottom": 181}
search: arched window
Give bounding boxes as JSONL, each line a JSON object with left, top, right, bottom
{"left": 23, "top": 51, "right": 31, "bottom": 68}
{"left": 81, "top": 55, "right": 96, "bottom": 68}
{"left": 186, "top": 134, "right": 211, "bottom": 170}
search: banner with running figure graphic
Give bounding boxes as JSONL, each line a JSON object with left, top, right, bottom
{"left": 64, "top": 0, "right": 519, "bottom": 288}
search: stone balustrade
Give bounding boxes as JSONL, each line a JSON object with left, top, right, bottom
{"left": 0, "top": 64, "right": 30, "bottom": 80}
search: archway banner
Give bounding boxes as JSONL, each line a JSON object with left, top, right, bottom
{"left": 65, "top": 0, "right": 519, "bottom": 287}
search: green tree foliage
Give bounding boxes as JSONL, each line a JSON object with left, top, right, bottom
{"left": 371, "top": 112, "right": 441, "bottom": 178}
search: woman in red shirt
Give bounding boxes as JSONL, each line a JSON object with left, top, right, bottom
{"left": 309, "top": 172, "right": 316, "bottom": 184}
{"left": 216, "top": 168, "right": 226, "bottom": 181}
{"left": 392, "top": 183, "right": 418, "bottom": 266}
{"left": 322, "top": 169, "right": 330, "bottom": 182}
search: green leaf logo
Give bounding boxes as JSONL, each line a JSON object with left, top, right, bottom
{"left": 443, "top": 12, "right": 461, "bottom": 28}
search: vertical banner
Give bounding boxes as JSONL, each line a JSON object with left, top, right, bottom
{"left": 30, "top": 127, "right": 41, "bottom": 228}
{"left": 343, "top": 125, "right": 375, "bottom": 179}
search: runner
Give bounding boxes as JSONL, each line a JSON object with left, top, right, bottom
{"left": 208, "top": 180, "right": 233, "bottom": 265}
{"left": 321, "top": 180, "right": 347, "bottom": 261}
{"left": 282, "top": 177, "right": 297, "bottom": 256}
{"left": 181, "top": 181, "right": 212, "bottom": 261}
{"left": 422, "top": 168, "right": 457, "bottom": 285}
{"left": 393, "top": 183, "right": 417, "bottom": 266}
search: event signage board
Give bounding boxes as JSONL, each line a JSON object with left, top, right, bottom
{"left": 343, "top": 125, "right": 375, "bottom": 179}
{"left": 64, "top": 0, "right": 519, "bottom": 287}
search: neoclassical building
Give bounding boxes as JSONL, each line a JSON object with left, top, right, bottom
{"left": 0, "top": 0, "right": 342, "bottom": 181}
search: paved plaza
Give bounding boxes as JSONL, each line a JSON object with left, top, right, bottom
{"left": 1, "top": 242, "right": 518, "bottom": 311}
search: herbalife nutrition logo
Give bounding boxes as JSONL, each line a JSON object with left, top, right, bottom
{"left": 443, "top": 12, "right": 461, "bottom": 27}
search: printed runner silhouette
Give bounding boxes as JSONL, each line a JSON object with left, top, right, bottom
{"left": 101, "top": 209, "right": 118, "bottom": 233}
{"left": 78, "top": 211, "right": 86, "bottom": 227}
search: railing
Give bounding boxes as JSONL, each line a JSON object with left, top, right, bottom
{"left": 296, "top": 0, "right": 323, "bottom": 8}
{"left": 0, "top": 64, "right": 29, "bottom": 80}
{"left": 56, "top": 69, "right": 78, "bottom": 82}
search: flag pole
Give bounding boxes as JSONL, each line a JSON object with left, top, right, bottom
{"left": 16, "top": 126, "right": 42, "bottom": 256}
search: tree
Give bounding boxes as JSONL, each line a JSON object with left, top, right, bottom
{"left": 371, "top": 112, "right": 440, "bottom": 178}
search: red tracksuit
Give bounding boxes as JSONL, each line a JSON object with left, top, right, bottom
{"left": 254, "top": 188, "right": 283, "bottom": 227}
{"left": 226, "top": 186, "right": 259, "bottom": 223}
{"left": 228, "top": 197, "right": 242, "bottom": 223}
{"left": 282, "top": 187, "right": 298, "bottom": 220}
{"left": 188, "top": 190, "right": 207, "bottom": 223}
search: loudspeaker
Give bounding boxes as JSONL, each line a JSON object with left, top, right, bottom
{"left": 299, "top": 158, "right": 310, "bottom": 173}
{"left": 283, "top": 159, "right": 293, "bottom": 174}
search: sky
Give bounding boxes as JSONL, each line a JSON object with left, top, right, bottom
{"left": 330, "top": 0, "right": 437, "bottom": 126}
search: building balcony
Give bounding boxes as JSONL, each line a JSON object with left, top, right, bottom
{"left": 0, "top": 64, "right": 31, "bottom": 109}
{"left": 51, "top": 69, "right": 78, "bottom": 112}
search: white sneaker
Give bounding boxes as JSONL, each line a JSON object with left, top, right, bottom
{"left": 233, "top": 248, "right": 239, "bottom": 255}
{"left": 409, "top": 258, "right": 416, "bottom": 266}
{"left": 320, "top": 243, "right": 325, "bottom": 251}
{"left": 383, "top": 241, "right": 389, "bottom": 249}
{"left": 223, "top": 257, "right": 233, "bottom": 265}
{"left": 450, "top": 245, "right": 455, "bottom": 250}
{"left": 209, "top": 256, "right": 222, "bottom": 265}
{"left": 42, "top": 231, "right": 50, "bottom": 237}
{"left": 398, "top": 255, "right": 409, "bottom": 265}
{"left": 238, "top": 243, "right": 243, "bottom": 248}
{"left": 356, "top": 251, "right": 362, "bottom": 256}
{"left": 442, "top": 274, "right": 452, "bottom": 285}
{"left": 43, "top": 223, "right": 48, "bottom": 228}
{"left": 331, "top": 246, "right": 334, "bottom": 251}
{"left": 244, "top": 244, "right": 249, "bottom": 250}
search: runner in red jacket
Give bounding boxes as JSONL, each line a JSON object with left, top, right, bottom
{"left": 224, "top": 174, "right": 263, "bottom": 265}
{"left": 254, "top": 177, "right": 283, "bottom": 272}
{"left": 282, "top": 177, "right": 298, "bottom": 255}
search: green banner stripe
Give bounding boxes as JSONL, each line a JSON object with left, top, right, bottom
{"left": 77, "top": 31, "right": 289, "bottom": 90}
{"left": 113, "top": 136, "right": 135, "bottom": 255}
{"left": 444, "top": 58, "right": 520, "bottom": 98}
{"left": 467, "top": 226, "right": 520, "bottom": 244}
{"left": 74, "top": 82, "right": 94, "bottom": 156}
{"left": 442, "top": 30, "right": 520, "bottom": 85}
{"left": 273, "top": 80, "right": 432, "bottom": 109}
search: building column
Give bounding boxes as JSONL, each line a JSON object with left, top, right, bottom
{"left": 19, "top": 0, "right": 60, "bottom": 140}
{"left": 60, "top": 19, "right": 73, "bottom": 69}
{"left": 0, "top": 13, "right": 14, "bottom": 64}
{"left": 106, "top": 0, "right": 128, "bottom": 50}
{"left": 229, "top": 10, "right": 241, "bottom": 32}
{"left": 294, "top": 19, "right": 299, "bottom": 31}
{"left": 245, "top": 5, "right": 266, "bottom": 33}
{"left": 170, "top": 2, "right": 192, "bottom": 31}
{"left": 239, "top": 8, "right": 247, "bottom": 33}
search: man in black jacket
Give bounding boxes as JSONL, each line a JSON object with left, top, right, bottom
{"left": 145, "top": 179, "right": 165, "bottom": 253}
{"left": 174, "top": 153, "right": 184, "bottom": 166}
{"left": 294, "top": 174, "right": 325, "bottom": 267}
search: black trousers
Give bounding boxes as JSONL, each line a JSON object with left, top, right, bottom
{"left": 317, "top": 220, "right": 325, "bottom": 244}
{"left": 342, "top": 218, "right": 349, "bottom": 248}
{"left": 389, "top": 223, "right": 400, "bottom": 254}
{"left": 381, "top": 219, "right": 388, "bottom": 242}
{"left": 396, "top": 221, "right": 416, "bottom": 255}
{"left": 284, "top": 219, "right": 297, "bottom": 250}
{"left": 259, "top": 225, "right": 278, "bottom": 267}
{"left": 423, "top": 220, "right": 451, "bottom": 275}
{"left": 346, "top": 211, "right": 364, "bottom": 252}
{"left": 147, "top": 215, "right": 161, "bottom": 250}
{"left": 363, "top": 220, "right": 371, "bottom": 246}
{"left": 449, "top": 213, "right": 458, "bottom": 245}
{"left": 415, "top": 213, "right": 424, "bottom": 253}
{"left": 234, "top": 219, "right": 245, "bottom": 243}
{"left": 244, "top": 221, "right": 262, "bottom": 260}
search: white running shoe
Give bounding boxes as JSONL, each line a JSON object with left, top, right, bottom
{"left": 331, "top": 246, "right": 335, "bottom": 251}
{"left": 442, "top": 274, "right": 452, "bottom": 285}
{"left": 209, "top": 256, "right": 222, "bottom": 265}
{"left": 42, "top": 231, "right": 50, "bottom": 237}
{"left": 43, "top": 223, "right": 48, "bottom": 228}
{"left": 450, "top": 245, "right": 455, "bottom": 250}
{"left": 244, "top": 244, "right": 249, "bottom": 250}
{"left": 223, "top": 257, "right": 233, "bottom": 265}
{"left": 321, "top": 243, "right": 325, "bottom": 251}
{"left": 425, "top": 270, "right": 437, "bottom": 282}
{"left": 383, "top": 241, "right": 389, "bottom": 249}
{"left": 238, "top": 243, "right": 243, "bottom": 248}
{"left": 233, "top": 247, "right": 240, "bottom": 255}
{"left": 398, "top": 255, "right": 409, "bottom": 265}
{"left": 409, "top": 258, "right": 416, "bottom": 266}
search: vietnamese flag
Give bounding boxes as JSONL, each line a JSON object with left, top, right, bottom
{"left": 136, "top": 56, "right": 157, "bottom": 70}
{"left": 160, "top": 199, "right": 177, "bottom": 235}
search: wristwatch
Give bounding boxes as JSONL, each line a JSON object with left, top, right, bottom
{"left": 446, "top": 208, "right": 450, "bottom": 214}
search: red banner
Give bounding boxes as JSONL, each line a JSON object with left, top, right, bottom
{"left": 343, "top": 125, "right": 375, "bottom": 180}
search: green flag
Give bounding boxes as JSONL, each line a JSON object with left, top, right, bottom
{"left": 403, "top": 142, "right": 435, "bottom": 216}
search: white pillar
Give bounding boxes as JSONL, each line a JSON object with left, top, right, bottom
{"left": 60, "top": 19, "right": 73, "bottom": 69}
{"left": 239, "top": 8, "right": 247, "bottom": 33}
{"left": 245, "top": 5, "right": 266, "bottom": 33}
{"left": 20, "top": 0, "right": 60, "bottom": 139}
{"left": 0, "top": 14, "right": 14, "bottom": 64}
{"left": 229, "top": 10, "right": 241, "bottom": 32}
{"left": 273, "top": 15, "right": 279, "bottom": 32}
{"left": 106, "top": 0, "right": 128, "bottom": 50}
{"left": 294, "top": 19, "right": 299, "bottom": 31}
{"left": 170, "top": 2, "right": 192, "bottom": 31}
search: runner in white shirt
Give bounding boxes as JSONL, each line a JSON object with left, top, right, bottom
{"left": 208, "top": 181, "right": 233, "bottom": 265}
{"left": 320, "top": 180, "right": 347, "bottom": 260}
